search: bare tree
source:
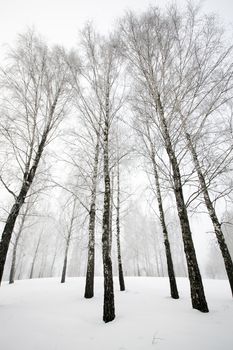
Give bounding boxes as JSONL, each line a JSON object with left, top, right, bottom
{"left": 49, "top": 232, "right": 61, "bottom": 277}
{"left": 66, "top": 28, "right": 104, "bottom": 298}
{"left": 61, "top": 197, "right": 78, "bottom": 283}
{"left": 185, "top": 131, "right": 233, "bottom": 295}
{"left": 101, "top": 47, "right": 116, "bottom": 322}
{"left": 70, "top": 25, "right": 125, "bottom": 321}
{"left": 29, "top": 230, "right": 43, "bottom": 279}
{"left": 120, "top": 6, "right": 209, "bottom": 312}
{"left": 0, "top": 30, "right": 72, "bottom": 284}
{"left": 131, "top": 108, "right": 179, "bottom": 297}
{"left": 164, "top": 4, "right": 233, "bottom": 296}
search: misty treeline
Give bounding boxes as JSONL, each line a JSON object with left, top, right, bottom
{"left": 0, "top": 2, "right": 233, "bottom": 321}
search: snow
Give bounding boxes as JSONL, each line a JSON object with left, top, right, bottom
{"left": 0, "top": 277, "right": 232, "bottom": 350}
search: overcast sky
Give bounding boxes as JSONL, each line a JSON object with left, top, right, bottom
{"left": 0, "top": 0, "right": 233, "bottom": 50}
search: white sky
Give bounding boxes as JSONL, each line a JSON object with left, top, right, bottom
{"left": 0, "top": 0, "right": 233, "bottom": 50}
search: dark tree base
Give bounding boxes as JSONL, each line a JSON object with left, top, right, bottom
{"left": 192, "top": 299, "right": 209, "bottom": 313}
{"left": 103, "top": 315, "right": 115, "bottom": 323}
{"left": 103, "top": 306, "right": 115, "bottom": 323}
{"left": 119, "top": 265, "right": 125, "bottom": 291}
{"left": 84, "top": 277, "right": 94, "bottom": 299}
{"left": 169, "top": 278, "right": 179, "bottom": 299}
{"left": 84, "top": 292, "right": 94, "bottom": 299}
{"left": 171, "top": 293, "right": 179, "bottom": 299}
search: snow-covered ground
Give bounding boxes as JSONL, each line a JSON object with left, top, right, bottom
{"left": 0, "top": 277, "right": 232, "bottom": 350}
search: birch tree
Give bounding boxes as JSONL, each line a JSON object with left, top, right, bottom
{"left": 140, "top": 120, "right": 179, "bottom": 297}
{"left": 170, "top": 7, "right": 233, "bottom": 296}
{"left": 61, "top": 197, "right": 78, "bottom": 283}
{"left": 9, "top": 199, "right": 31, "bottom": 284}
{"left": 101, "top": 41, "right": 121, "bottom": 323}
{"left": 115, "top": 154, "right": 125, "bottom": 291}
{"left": 29, "top": 230, "right": 43, "bottom": 279}
{"left": 71, "top": 25, "right": 125, "bottom": 321}
{"left": 120, "top": 6, "right": 209, "bottom": 312}
{"left": 65, "top": 26, "right": 104, "bottom": 298}
{"left": 0, "top": 30, "right": 72, "bottom": 284}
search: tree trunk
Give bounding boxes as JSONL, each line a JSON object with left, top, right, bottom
{"left": 61, "top": 199, "right": 76, "bottom": 284}
{"left": 102, "top": 115, "right": 115, "bottom": 323}
{"left": 84, "top": 133, "right": 100, "bottom": 298}
{"left": 116, "top": 159, "right": 125, "bottom": 291}
{"left": 156, "top": 93, "right": 208, "bottom": 312}
{"left": 0, "top": 191, "right": 27, "bottom": 284}
{"left": 136, "top": 255, "right": 141, "bottom": 276}
{"left": 150, "top": 148, "right": 179, "bottom": 298}
{"left": 61, "top": 243, "right": 69, "bottom": 283}
{"left": 0, "top": 94, "right": 59, "bottom": 285}
{"left": 9, "top": 204, "right": 29, "bottom": 284}
{"left": 186, "top": 131, "right": 233, "bottom": 296}
{"left": 9, "top": 227, "right": 23, "bottom": 284}
{"left": 9, "top": 246, "right": 17, "bottom": 284}
{"left": 0, "top": 140, "right": 45, "bottom": 284}
{"left": 29, "top": 257, "right": 36, "bottom": 279}
{"left": 17, "top": 253, "right": 25, "bottom": 280}
{"left": 50, "top": 235, "right": 59, "bottom": 277}
{"left": 29, "top": 232, "right": 42, "bottom": 279}
{"left": 152, "top": 235, "right": 161, "bottom": 276}
{"left": 109, "top": 172, "right": 114, "bottom": 255}
{"left": 39, "top": 245, "right": 48, "bottom": 278}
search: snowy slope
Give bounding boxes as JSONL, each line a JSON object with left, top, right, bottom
{"left": 0, "top": 277, "right": 232, "bottom": 350}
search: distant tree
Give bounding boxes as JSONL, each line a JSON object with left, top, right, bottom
{"left": 29, "top": 230, "right": 43, "bottom": 279}
{"left": 49, "top": 233, "right": 61, "bottom": 277}
{"left": 61, "top": 197, "right": 78, "bottom": 283}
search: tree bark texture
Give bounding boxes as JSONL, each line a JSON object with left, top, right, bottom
{"left": 150, "top": 147, "right": 179, "bottom": 299}
{"left": 102, "top": 115, "right": 115, "bottom": 323}
{"left": 156, "top": 94, "right": 208, "bottom": 312}
{"left": 84, "top": 134, "right": 100, "bottom": 298}
{"left": 61, "top": 245, "right": 69, "bottom": 283}
{"left": 186, "top": 131, "right": 233, "bottom": 297}
{"left": 109, "top": 172, "right": 114, "bottom": 255}
{"left": 116, "top": 160, "right": 125, "bottom": 291}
